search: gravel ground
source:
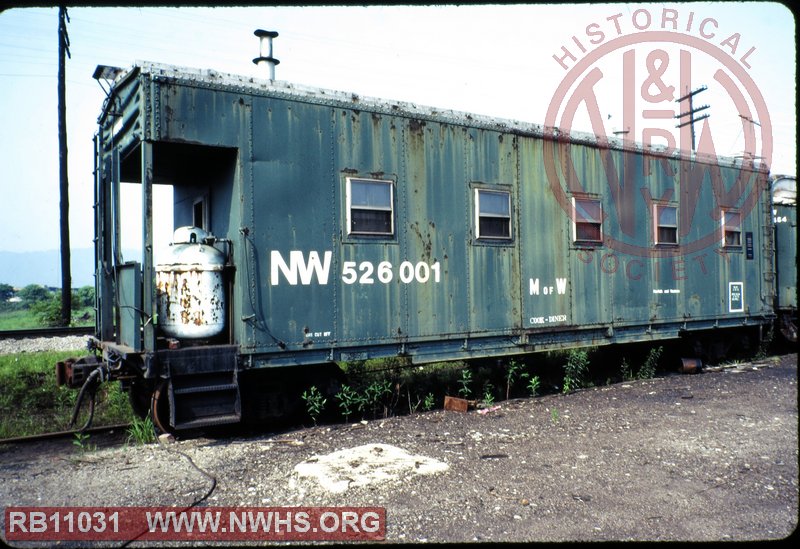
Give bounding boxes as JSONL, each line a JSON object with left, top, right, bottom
{"left": 0, "top": 352, "right": 796, "bottom": 545}
{"left": 0, "top": 336, "right": 88, "bottom": 355}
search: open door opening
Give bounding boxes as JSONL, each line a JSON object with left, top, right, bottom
{"left": 113, "top": 141, "right": 238, "bottom": 350}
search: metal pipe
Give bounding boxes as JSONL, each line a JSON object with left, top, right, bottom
{"left": 253, "top": 29, "right": 280, "bottom": 81}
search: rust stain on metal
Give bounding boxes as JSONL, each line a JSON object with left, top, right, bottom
{"left": 680, "top": 358, "right": 702, "bottom": 374}
{"left": 157, "top": 269, "right": 223, "bottom": 328}
{"left": 444, "top": 395, "right": 469, "bottom": 412}
{"left": 409, "top": 118, "right": 426, "bottom": 134}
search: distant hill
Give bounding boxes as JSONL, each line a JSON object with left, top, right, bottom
{"left": 0, "top": 249, "right": 97, "bottom": 288}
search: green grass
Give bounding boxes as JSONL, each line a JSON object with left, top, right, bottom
{"left": 126, "top": 414, "right": 157, "bottom": 445}
{"left": 0, "top": 309, "right": 39, "bottom": 330}
{"left": 0, "top": 350, "right": 134, "bottom": 439}
{"left": 70, "top": 307, "right": 96, "bottom": 327}
{"left": 0, "top": 306, "right": 94, "bottom": 329}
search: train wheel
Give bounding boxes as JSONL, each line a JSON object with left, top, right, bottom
{"left": 128, "top": 378, "right": 154, "bottom": 420}
{"left": 779, "top": 314, "right": 798, "bottom": 343}
{"left": 150, "top": 379, "right": 173, "bottom": 434}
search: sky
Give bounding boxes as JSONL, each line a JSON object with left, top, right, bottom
{"left": 0, "top": 3, "right": 796, "bottom": 262}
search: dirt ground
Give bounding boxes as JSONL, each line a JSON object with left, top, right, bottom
{"left": 0, "top": 353, "right": 797, "bottom": 545}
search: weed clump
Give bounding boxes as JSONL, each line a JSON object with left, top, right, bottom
{"left": 562, "top": 349, "right": 590, "bottom": 394}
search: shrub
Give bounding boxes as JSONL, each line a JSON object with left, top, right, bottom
{"left": 29, "top": 295, "right": 62, "bottom": 327}
{"left": 457, "top": 368, "right": 473, "bottom": 398}
{"left": 301, "top": 386, "right": 327, "bottom": 426}
{"left": 638, "top": 346, "right": 662, "bottom": 379}
{"left": 562, "top": 349, "right": 589, "bottom": 394}
{"left": 505, "top": 359, "right": 528, "bottom": 400}
{"left": 527, "top": 375, "right": 541, "bottom": 397}
{"left": 335, "top": 384, "right": 358, "bottom": 422}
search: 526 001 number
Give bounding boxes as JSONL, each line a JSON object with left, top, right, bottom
{"left": 341, "top": 261, "right": 441, "bottom": 285}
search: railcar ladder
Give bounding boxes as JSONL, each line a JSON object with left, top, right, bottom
{"left": 168, "top": 370, "right": 241, "bottom": 430}
{"left": 763, "top": 189, "right": 776, "bottom": 301}
{"left": 158, "top": 346, "right": 241, "bottom": 430}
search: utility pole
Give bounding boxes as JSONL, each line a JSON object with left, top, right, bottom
{"left": 674, "top": 85, "right": 710, "bottom": 152}
{"left": 737, "top": 114, "right": 763, "bottom": 163}
{"left": 58, "top": 6, "right": 71, "bottom": 326}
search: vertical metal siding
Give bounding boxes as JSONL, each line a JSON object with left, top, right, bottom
{"left": 464, "top": 127, "right": 520, "bottom": 333}
{"left": 335, "top": 108, "right": 404, "bottom": 343}
{"left": 251, "top": 97, "right": 335, "bottom": 349}
{"left": 128, "top": 70, "right": 775, "bottom": 365}
{"left": 404, "top": 120, "right": 471, "bottom": 337}
{"left": 565, "top": 143, "right": 613, "bottom": 327}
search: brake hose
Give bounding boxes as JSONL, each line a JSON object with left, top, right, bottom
{"left": 68, "top": 365, "right": 108, "bottom": 431}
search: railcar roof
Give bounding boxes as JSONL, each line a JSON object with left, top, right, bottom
{"left": 108, "top": 61, "right": 766, "bottom": 171}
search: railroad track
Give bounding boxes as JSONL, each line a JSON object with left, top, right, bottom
{"left": 0, "top": 422, "right": 131, "bottom": 446}
{"left": 0, "top": 326, "right": 94, "bottom": 340}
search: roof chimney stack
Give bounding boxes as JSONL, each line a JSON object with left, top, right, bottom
{"left": 253, "top": 29, "right": 280, "bottom": 81}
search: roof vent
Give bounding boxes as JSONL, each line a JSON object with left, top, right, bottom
{"left": 253, "top": 29, "right": 280, "bottom": 81}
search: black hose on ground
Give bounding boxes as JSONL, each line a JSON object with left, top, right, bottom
{"left": 68, "top": 366, "right": 108, "bottom": 431}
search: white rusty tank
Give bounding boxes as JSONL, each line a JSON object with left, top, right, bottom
{"left": 156, "top": 226, "right": 226, "bottom": 339}
{"left": 772, "top": 175, "right": 796, "bottom": 205}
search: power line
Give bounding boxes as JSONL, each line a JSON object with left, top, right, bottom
{"left": 674, "top": 86, "right": 710, "bottom": 152}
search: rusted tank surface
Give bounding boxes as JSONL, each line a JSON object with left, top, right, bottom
{"left": 156, "top": 227, "right": 226, "bottom": 339}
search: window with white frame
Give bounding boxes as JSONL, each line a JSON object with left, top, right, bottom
{"left": 346, "top": 177, "right": 394, "bottom": 236}
{"left": 722, "top": 209, "right": 742, "bottom": 247}
{"left": 572, "top": 197, "right": 602, "bottom": 243}
{"left": 475, "top": 188, "right": 512, "bottom": 239}
{"left": 654, "top": 204, "right": 678, "bottom": 245}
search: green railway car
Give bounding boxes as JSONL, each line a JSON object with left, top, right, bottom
{"left": 772, "top": 175, "right": 797, "bottom": 342}
{"left": 58, "top": 61, "right": 777, "bottom": 431}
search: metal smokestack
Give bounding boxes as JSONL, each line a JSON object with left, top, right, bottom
{"left": 253, "top": 29, "right": 280, "bottom": 81}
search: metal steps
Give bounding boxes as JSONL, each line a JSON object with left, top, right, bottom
{"left": 169, "top": 370, "right": 241, "bottom": 430}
